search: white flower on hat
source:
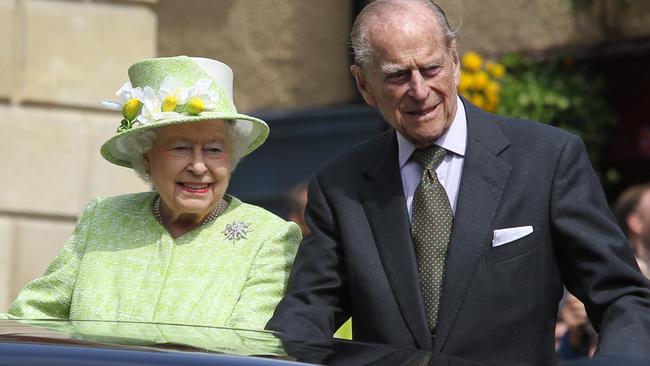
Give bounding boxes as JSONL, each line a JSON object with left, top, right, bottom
{"left": 158, "top": 76, "right": 191, "bottom": 112}
{"left": 101, "top": 82, "right": 145, "bottom": 122}
{"left": 184, "top": 79, "right": 219, "bottom": 115}
{"left": 136, "top": 86, "right": 180, "bottom": 126}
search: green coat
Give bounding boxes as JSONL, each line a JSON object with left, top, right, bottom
{"left": 3, "top": 192, "right": 301, "bottom": 331}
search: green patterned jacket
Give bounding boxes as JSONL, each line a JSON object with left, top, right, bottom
{"left": 2, "top": 191, "right": 301, "bottom": 331}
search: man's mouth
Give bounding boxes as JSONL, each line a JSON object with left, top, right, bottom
{"left": 406, "top": 105, "right": 437, "bottom": 117}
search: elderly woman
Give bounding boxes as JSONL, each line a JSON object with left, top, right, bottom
{"left": 2, "top": 56, "right": 301, "bottom": 330}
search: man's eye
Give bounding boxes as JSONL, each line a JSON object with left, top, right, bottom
{"left": 421, "top": 66, "right": 440, "bottom": 77}
{"left": 386, "top": 72, "right": 408, "bottom": 82}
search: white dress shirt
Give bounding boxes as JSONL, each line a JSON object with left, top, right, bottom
{"left": 397, "top": 96, "right": 467, "bottom": 222}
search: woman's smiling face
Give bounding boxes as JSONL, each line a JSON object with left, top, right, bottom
{"left": 144, "top": 120, "right": 231, "bottom": 223}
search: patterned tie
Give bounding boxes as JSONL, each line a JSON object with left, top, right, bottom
{"left": 411, "top": 145, "right": 453, "bottom": 332}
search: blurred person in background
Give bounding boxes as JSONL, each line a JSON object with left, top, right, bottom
{"left": 1, "top": 56, "right": 300, "bottom": 330}
{"left": 556, "top": 293, "right": 598, "bottom": 360}
{"left": 614, "top": 183, "right": 650, "bottom": 278}
{"left": 287, "top": 182, "right": 311, "bottom": 237}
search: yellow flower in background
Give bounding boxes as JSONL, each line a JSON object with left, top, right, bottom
{"left": 459, "top": 51, "right": 506, "bottom": 113}
{"left": 486, "top": 61, "right": 506, "bottom": 79}
{"left": 484, "top": 100, "right": 498, "bottom": 113}
{"left": 486, "top": 81, "right": 501, "bottom": 102}
{"left": 462, "top": 51, "right": 483, "bottom": 72}
{"left": 473, "top": 70, "right": 490, "bottom": 90}
{"left": 458, "top": 73, "right": 474, "bottom": 93}
{"left": 469, "top": 93, "right": 486, "bottom": 109}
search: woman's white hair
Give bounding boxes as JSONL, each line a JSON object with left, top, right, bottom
{"left": 114, "top": 120, "right": 248, "bottom": 181}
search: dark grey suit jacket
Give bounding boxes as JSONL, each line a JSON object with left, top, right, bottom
{"left": 268, "top": 99, "right": 650, "bottom": 365}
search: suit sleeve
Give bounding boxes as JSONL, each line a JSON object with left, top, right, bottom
{"left": 266, "top": 175, "right": 351, "bottom": 337}
{"left": 1, "top": 199, "right": 98, "bottom": 319}
{"left": 550, "top": 134, "right": 650, "bottom": 356}
{"left": 227, "top": 221, "right": 301, "bottom": 330}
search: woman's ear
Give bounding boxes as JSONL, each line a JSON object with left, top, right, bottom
{"left": 143, "top": 153, "right": 150, "bottom": 174}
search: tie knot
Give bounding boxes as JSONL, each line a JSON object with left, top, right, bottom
{"left": 412, "top": 145, "right": 446, "bottom": 171}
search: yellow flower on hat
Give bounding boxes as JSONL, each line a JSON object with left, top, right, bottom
{"left": 101, "top": 82, "right": 145, "bottom": 122}
{"left": 462, "top": 51, "right": 483, "bottom": 72}
{"left": 184, "top": 79, "right": 219, "bottom": 116}
{"left": 137, "top": 86, "right": 181, "bottom": 125}
{"left": 159, "top": 76, "right": 191, "bottom": 112}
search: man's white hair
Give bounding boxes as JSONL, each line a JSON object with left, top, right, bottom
{"left": 350, "top": 0, "right": 458, "bottom": 67}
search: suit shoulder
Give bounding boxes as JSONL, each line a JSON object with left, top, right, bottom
{"left": 495, "top": 114, "right": 574, "bottom": 139}
{"left": 317, "top": 130, "right": 393, "bottom": 178}
{"left": 491, "top": 114, "right": 579, "bottom": 150}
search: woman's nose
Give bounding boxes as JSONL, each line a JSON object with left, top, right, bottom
{"left": 187, "top": 146, "right": 208, "bottom": 175}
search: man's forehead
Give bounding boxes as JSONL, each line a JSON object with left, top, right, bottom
{"left": 377, "top": 54, "right": 444, "bottom": 74}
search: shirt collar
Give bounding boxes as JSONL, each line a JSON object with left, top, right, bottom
{"left": 397, "top": 95, "right": 467, "bottom": 169}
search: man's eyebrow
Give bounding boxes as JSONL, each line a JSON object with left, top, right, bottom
{"left": 379, "top": 57, "right": 445, "bottom": 75}
{"left": 380, "top": 62, "right": 404, "bottom": 74}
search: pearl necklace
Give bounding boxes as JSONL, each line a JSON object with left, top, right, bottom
{"left": 153, "top": 196, "right": 224, "bottom": 226}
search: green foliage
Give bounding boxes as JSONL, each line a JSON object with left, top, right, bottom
{"left": 496, "top": 53, "right": 615, "bottom": 178}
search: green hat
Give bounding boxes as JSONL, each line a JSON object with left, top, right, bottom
{"left": 100, "top": 56, "right": 269, "bottom": 168}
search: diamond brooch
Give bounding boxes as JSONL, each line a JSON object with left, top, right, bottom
{"left": 223, "top": 221, "right": 251, "bottom": 244}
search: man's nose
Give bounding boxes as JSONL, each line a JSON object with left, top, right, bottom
{"left": 187, "top": 146, "right": 208, "bottom": 175}
{"left": 408, "top": 71, "right": 429, "bottom": 101}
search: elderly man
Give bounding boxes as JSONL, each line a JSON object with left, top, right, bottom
{"left": 267, "top": 1, "right": 650, "bottom": 364}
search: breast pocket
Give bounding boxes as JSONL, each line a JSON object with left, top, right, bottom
{"left": 486, "top": 228, "right": 541, "bottom": 265}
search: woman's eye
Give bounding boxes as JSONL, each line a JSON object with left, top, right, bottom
{"left": 204, "top": 144, "right": 224, "bottom": 155}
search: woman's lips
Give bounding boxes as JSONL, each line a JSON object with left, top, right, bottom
{"left": 177, "top": 182, "right": 211, "bottom": 193}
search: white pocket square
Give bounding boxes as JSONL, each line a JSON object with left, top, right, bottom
{"left": 492, "top": 226, "right": 533, "bottom": 247}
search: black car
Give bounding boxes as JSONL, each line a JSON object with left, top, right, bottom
{"left": 0, "top": 319, "right": 441, "bottom": 365}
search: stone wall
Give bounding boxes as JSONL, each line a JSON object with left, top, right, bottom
{"left": 0, "top": 0, "right": 155, "bottom": 311}
{"left": 438, "top": 0, "right": 650, "bottom": 56}
{"left": 156, "top": 0, "right": 356, "bottom": 112}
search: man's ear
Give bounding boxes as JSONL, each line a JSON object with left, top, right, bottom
{"left": 350, "top": 64, "right": 377, "bottom": 107}
{"left": 449, "top": 40, "right": 461, "bottom": 86}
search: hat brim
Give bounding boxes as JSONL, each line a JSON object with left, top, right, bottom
{"left": 100, "top": 112, "right": 269, "bottom": 168}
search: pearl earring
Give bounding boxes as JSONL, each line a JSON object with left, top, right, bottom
{"left": 144, "top": 173, "right": 150, "bottom": 181}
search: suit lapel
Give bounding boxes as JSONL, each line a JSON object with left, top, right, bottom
{"left": 433, "top": 99, "right": 513, "bottom": 352}
{"left": 360, "top": 132, "right": 432, "bottom": 350}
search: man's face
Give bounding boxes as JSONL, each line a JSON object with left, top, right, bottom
{"left": 351, "top": 13, "right": 461, "bottom": 149}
